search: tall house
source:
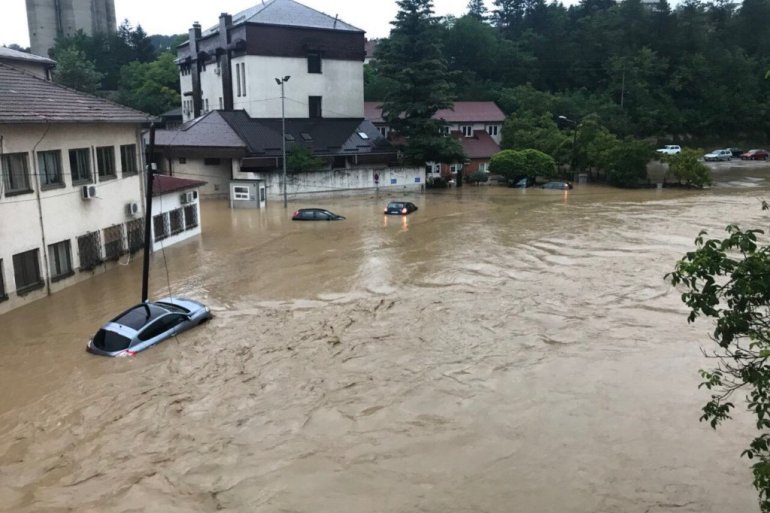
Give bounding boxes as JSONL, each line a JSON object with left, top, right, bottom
{"left": 176, "top": 0, "right": 366, "bottom": 122}
{"left": 26, "top": 0, "right": 117, "bottom": 57}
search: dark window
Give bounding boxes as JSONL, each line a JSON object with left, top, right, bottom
{"left": 38, "top": 151, "right": 63, "bottom": 188}
{"left": 12, "top": 249, "right": 42, "bottom": 293}
{"left": 48, "top": 240, "right": 73, "bottom": 280}
{"left": 309, "top": 96, "right": 322, "bottom": 118}
{"left": 332, "top": 156, "right": 347, "bottom": 168}
{"left": 138, "top": 314, "right": 186, "bottom": 341}
{"left": 92, "top": 329, "right": 131, "bottom": 352}
{"left": 120, "top": 145, "right": 138, "bottom": 175}
{"left": 103, "top": 225, "right": 124, "bottom": 261}
{"left": 113, "top": 304, "right": 167, "bottom": 329}
{"left": 301, "top": 133, "right": 312, "bottom": 141}
{"left": 69, "top": 148, "right": 91, "bottom": 183}
{"left": 154, "top": 213, "right": 169, "bottom": 241}
{"left": 315, "top": 210, "right": 332, "bottom": 220}
{"left": 96, "top": 146, "right": 116, "bottom": 179}
{"left": 2, "top": 153, "right": 31, "bottom": 194}
{"left": 307, "top": 51, "right": 322, "bottom": 73}
{"left": 0, "top": 259, "right": 6, "bottom": 300}
{"left": 78, "top": 232, "right": 102, "bottom": 271}
{"left": 179, "top": 157, "right": 187, "bottom": 164}
{"left": 169, "top": 208, "right": 184, "bottom": 235}
{"left": 204, "top": 158, "right": 221, "bottom": 166}
{"left": 184, "top": 205, "right": 198, "bottom": 230}
{"left": 126, "top": 218, "right": 144, "bottom": 254}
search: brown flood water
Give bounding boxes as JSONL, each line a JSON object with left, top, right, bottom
{"left": 1, "top": 168, "right": 769, "bottom": 512}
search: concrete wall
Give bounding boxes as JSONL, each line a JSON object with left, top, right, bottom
{"left": 0, "top": 122, "right": 144, "bottom": 316}
{"left": 231, "top": 55, "right": 364, "bottom": 119}
{"left": 170, "top": 157, "right": 231, "bottom": 197}
{"left": 26, "top": 0, "right": 117, "bottom": 57}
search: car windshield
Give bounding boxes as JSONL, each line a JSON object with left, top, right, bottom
{"left": 112, "top": 304, "right": 168, "bottom": 329}
{"left": 155, "top": 302, "right": 190, "bottom": 314}
{"left": 92, "top": 329, "right": 131, "bottom": 352}
{"left": 388, "top": 202, "right": 404, "bottom": 209}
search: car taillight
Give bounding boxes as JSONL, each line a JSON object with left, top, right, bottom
{"left": 293, "top": 211, "right": 299, "bottom": 217}
{"left": 401, "top": 208, "right": 407, "bottom": 214}
{"left": 119, "top": 350, "right": 136, "bottom": 357}
{"left": 384, "top": 209, "right": 388, "bottom": 214}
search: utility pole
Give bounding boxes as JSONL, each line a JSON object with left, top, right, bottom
{"left": 275, "top": 76, "right": 290, "bottom": 208}
{"left": 141, "top": 124, "right": 156, "bottom": 303}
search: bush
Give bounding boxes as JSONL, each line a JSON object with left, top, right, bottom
{"left": 466, "top": 171, "right": 489, "bottom": 183}
{"left": 665, "top": 148, "right": 712, "bottom": 187}
{"left": 489, "top": 148, "right": 556, "bottom": 181}
{"left": 426, "top": 175, "right": 448, "bottom": 188}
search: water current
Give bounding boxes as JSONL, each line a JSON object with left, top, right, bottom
{"left": 1, "top": 165, "right": 769, "bottom": 512}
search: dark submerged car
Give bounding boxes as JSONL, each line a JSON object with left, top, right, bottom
{"left": 87, "top": 298, "right": 211, "bottom": 357}
{"left": 509, "top": 176, "right": 536, "bottom": 188}
{"left": 541, "top": 181, "right": 573, "bottom": 190}
{"left": 292, "top": 208, "right": 346, "bottom": 221}
{"left": 384, "top": 201, "right": 418, "bottom": 215}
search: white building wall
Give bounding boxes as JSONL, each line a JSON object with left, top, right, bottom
{"left": 232, "top": 55, "right": 364, "bottom": 119}
{"left": 179, "top": 73, "right": 193, "bottom": 121}
{"left": 170, "top": 158, "right": 231, "bottom": 197}
{"left": 0, "top": 123, "right": 145, "bottom": 316}
{"left": 448, "top": 121, "right": 503, "bottom": 144}
{"left": 199, "top": 65, "right": 224, "bottom": 114}
{"left": 150, "top": 190, "right": 202, "bottom": 252}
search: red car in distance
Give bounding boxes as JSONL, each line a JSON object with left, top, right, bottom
{"left": 740, "top": 149, "right": 770, "bottom": 160}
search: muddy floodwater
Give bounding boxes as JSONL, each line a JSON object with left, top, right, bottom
{"left": 2, "top": 167, "right": 770, "bottom": 512}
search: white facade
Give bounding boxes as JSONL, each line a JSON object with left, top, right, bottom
{"left": 199, "top": 64, "right": 224, "bottom": 114}
{"left": 150, "top": 189, "right": 202, "bottom": 252}
{"left": 167, "top": 157, "right": 232, "bottom": 197}
{"left": 0, "top": 123, "right": 145, "bottom": 316}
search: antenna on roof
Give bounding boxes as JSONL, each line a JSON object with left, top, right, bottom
{"left": 334, "top": 14, "right": 338, "bottom": 29}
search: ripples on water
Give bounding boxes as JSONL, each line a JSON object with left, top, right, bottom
{"left": 0, "top": 175, "right": 768, "bottom": 512}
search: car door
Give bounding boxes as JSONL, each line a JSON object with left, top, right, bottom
{"left": 132, "top": 314, "right": 188, "bottom": 352}
{"left": 315, "top": 210, "right": 332, "bottom": 220}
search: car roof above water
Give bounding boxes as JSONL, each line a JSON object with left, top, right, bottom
{"left": 111, "top": 304, "right": 168, "bottom": 329}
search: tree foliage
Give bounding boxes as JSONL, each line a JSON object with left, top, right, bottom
{"left": 603, "top": 138, "right": 652, "bottom": 187}
{"left": 117, "top": 52, "right": 180, "bottom": 115}
{"left": 665, "top": 148, "right": 712, "bottom": 187}
{"left": 669, "top": 213, "right": 770, "bottom": 512}
{"left": 286, "top": 145, "right": 325, "bottom": 174}
{"left": 489, "top": 148, "right": 556, "bottom": 180}
{"left": 52, "top": 47, "right": 104, "bottom": 93}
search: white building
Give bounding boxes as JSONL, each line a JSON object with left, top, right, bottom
{"left": 0, "top": 61, "right": 150, "bottom": 316}
{"left": 177, "top": 0, "right": 365, "bottom": 122}
{"left": 150, "top": 175, "right": 205, "bottom": 252}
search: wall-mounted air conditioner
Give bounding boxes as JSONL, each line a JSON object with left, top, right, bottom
{"left": 180, "top": 191, "right": 195, "bottom": 204}
{"left": 81, "top": 185, "right": 97, "bottom": 200}
{"left": 126, "top": 201, "right": 140, "bottom": 216}
{"left": 214, "top": 67, "right": 221, "bottom": 75}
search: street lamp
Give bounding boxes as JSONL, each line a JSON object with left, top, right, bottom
{"left": 558, "top": 115, "right": 580, "bottom": 181}
{"left": 275, "top": 75, "right": 291, "bottom": 208}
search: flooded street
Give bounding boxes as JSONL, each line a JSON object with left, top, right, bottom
{"left": 2, "top": 167, "right": 770, "bottom": 512}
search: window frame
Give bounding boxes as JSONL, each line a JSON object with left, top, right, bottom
{"left": 12, "top": 249, "right": 43, "bottom": 295}
{"left": 0, "top": 259, "right": 7, "bottom": 301}
{"left": 307, "top": 51, "right": 322, "bottom": 74}
{"left": 461, "top": 125, "right": 474, "bottom": 137}
{"left": 48, "top": 240, "right": 74, "bottom": 282}
{"left": 153, "top": 213, "right": 169, "bottom": 242}
{"left": 120, "top": 144, "right": 138, "bottom": 176}
{"left": 233, "top": 186, "right": 250, "bottom": 200}
{"left": 309, "top": 96, "right": 322, "bottom": 119}
{"left": 2, "top": 152, "right": 32, "bottom": 196}
{"left": 486, "top": 125, "right": 499, "bottom": 136}
{"left": 38, "top": 150, "right": 64, "bottom": 189}
{"left": 69, "top": 148, "right": 92, "bottom": 184}
{"left": 96, "top": 146, "right": 116, "bottom": 180}
{"left": 77, "top": 231, "right": 103, "bottom": 271}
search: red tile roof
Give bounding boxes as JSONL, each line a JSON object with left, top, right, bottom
{"left": 364, "top": 101, "right": 506, "bottom": 124}
{"left": 456, "top": 130, "right": 500, "bottom": 159}
{"left": 153, "top": 175, "right": 207, "bottom": 196}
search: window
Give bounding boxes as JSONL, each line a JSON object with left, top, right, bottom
{"left": 479, "top": 162, "right": 490, "bottom": 173}
{"left": 0, "top": 259, "right": 7, "bottom": 301}
{"left": 12, "top": 249, "right": 42, "bottom": 293}
{"left": 357, "top": 131, "right": 369, "bottom": 140}
{"left": 450, "top": 163, "right": 463, "bottom": 174}
{"left": 2, "top": 153, "right": 31, "bottom": 195}
{"left": 487, "top": 125, "right": 499, "bottom": 136}
{"left": 169, "top": 208, "right": 184, "bottom": 235}
{"left": 204, "top": 98, "right": 209, "bottom": 112}
{"left": 179, "top": 157, "right": 187, "bottom": 164}
{"left": 241, "top": 63, "right": 246, "bottom": 97}
{"left": 103, "top": 225, "right": 124, "bottom": 261}
{"left": 233, "top": 186, "right": 250, "bottom": 200}
{"left": 126, "top": 218, "right": 144, "bottom": 254}
{"left": 138, "top": 314, "right": 186, "bottom": 341}
{"left": 96, "top": 146, "right": 116, "bottom": 179}
{"left": 48, "top": 240, "right": 73, "bottom": 281}
{"left": 154, "top": 213, "right": 169, "bottom": 241}
{"left": 38, "top": 150, "right": 63, "bottom": 188}
{"left": 120, "top": 145, "right": 137, "bottom": 175}
{"left": 442, "top": 126, "right": 451, "bottom": 135}
{"left": 307, "top": 51, "right": 322, "bottom": 73}
{"left": 69, "top": 148, "right": 91, "bottom": 183}
{"left": 77, "top": 231, "right": 102, "bottom": 271}
{"left": 378, "top": 126, "right": 389, "bottom": 138}
{"left": 461, "top": 125, "right": 474, "bottom": 137}
{"left": 184, "top": 205, "right": 198, "bottom": 229}
{"left": 236, "top": 64, "right": 241, "bottom": 97}
{"left": 332, "top": 156, "right": 347, "bottom": 168}
{"left": 301, "top": 133, "right": 313, "bottom": 142}
{"left": 309, "top": 96, "right": 322, "bottom": 118}
{"left": 219, "top": 97, "right": 223, "bottom": 109}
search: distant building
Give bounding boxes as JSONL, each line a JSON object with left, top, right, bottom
{"left": 0, "top": 46, "right": 55, "bottom": 80}
{"left": 364, "top": 39, "right": 379, "bottom": 65}
{"left": 0, "top": 62, "right": 150, "bottom": 316}
{"left": 176, "top": 0, "right": 366, "bottom": 122}
{"left": 151, "top": 176, "right": 206, "bottom": 252}
{"left": 26, "top": 0, "right": 117, "bottom": 58}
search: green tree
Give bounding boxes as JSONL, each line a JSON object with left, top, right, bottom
{"left": 52, "top": 47, "right": 104, "bottom": 93}
{"left": 377, "top": 0, "right": 465, "bottom": 168}
{"left": 117, "top": 52, "right": 180, "bottom": 115}
{"left": 603, "top": 138, "right": 652, "bottom": 187}
{"left": 665, "top": 148, "right": 712, "bottom": 187}
{"left": 489, "top": 148, "right": 556, "bottom": 180}
{"left": 467, "top": 0, "right": 488, "bottom": 20}
{"left": 286, "top": 145, "right": 325, "bottom": 173}
{"left": 669, "top": 211, "right": 770, "bottom": 512}
{"left": 501, "top": 112, "right": 571, "bottom": 164}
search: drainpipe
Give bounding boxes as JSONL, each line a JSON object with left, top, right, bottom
{"left": 30, "top": 122, "right": 53, "bottom": 295}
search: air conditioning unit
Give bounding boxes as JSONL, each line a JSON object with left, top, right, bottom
{"left": 214, "top": 67, "right": 221, "bottom": 75}
{"left": 180, "top": 191, "right": 195, "bottom": 204}
{"left": 126, "top": 201, "right": 140, "bottom": 217}
{"left": 81, "top": 185, "right": 97, "bottom": 200}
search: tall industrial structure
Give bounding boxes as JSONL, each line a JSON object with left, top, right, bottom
{"left": 26, "top": 0, "right": 117, "bottom": 57}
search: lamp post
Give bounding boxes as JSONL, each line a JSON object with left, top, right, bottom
{"left": 275, "top": 76, "right": 290, "bottom": 208}
{"left": 558, "top": 115, "right": 579, "bottom": 181}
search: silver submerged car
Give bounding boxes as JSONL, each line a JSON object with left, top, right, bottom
{"left": 87, "top": 298, "right": 211, "bottom": 357}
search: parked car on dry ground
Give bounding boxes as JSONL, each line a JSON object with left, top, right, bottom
{"left": 740, "top": 149, "right": 770, "bottom": 161}
{"left": 704, "top": 149, "right": 732, "bottom": 161}
{"left": 656, "top": 145, "right": 681, "bottom": 155}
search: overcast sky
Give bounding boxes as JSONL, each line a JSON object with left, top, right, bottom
{"left": 0, "top": 0, "right": 502, "bottom": 48}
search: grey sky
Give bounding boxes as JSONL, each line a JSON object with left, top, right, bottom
{"left": 0, "top": 0, "right": 499, "bottom": 48}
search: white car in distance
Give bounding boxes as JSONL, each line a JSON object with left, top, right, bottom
{"left": 656, "top": 145, "right": 681, "bottom": 155}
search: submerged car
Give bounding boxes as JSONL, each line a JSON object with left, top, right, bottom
{"left": 541, "top": 181, "right": 573, "bottom": 190}
{"left": 87, "top": 298, "right": 211, "bottom": 357}
{"left": 704, "top": 149, "right": 732, "bottom": 161}
{"left": 740, "top": 149, "right": 769, "bottom": 161}
{"left": 509, "top": 176, "right": 536, "bottom": 188}
{"left": 292, "top": 208, "right": 346, "bottom": 221}
{"left": 384, "top": 201, "right": 418, "bottom": 215}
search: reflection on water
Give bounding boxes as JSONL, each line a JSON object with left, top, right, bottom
{"left": 1, "top": 169, "right": 769, "bottom": 512}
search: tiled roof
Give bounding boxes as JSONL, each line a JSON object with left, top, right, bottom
{"left": 154, "top": 111, "right": 246, "bottom": 148}
{"left": 365, "top": 101, "right": 507, "bottom": 124}
{"left": 153, "top": 175, "right": 207, "bottom": 196}
{"left": 0, "top": 46, "right": 55, "bottom": 66}
{"left": 0, "top": 63, "right": 150, "bottom": 124}
{"left": 456, "top": 130, "right": 501, "bottom": 159}
{"left": 201, "top": 0, "right": 362, "bottom": 38}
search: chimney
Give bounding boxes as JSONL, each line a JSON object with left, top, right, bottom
{"left": 188, "top": 22, "right": 203, "bottom": 118}
{"left": 218, "top": 13, "right": 234, "bottom": 110}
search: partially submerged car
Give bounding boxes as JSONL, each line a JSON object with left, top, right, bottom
{"left": 87, "top": 298, "right": 211, "bottom": 357}
{"left": 541, "top": 181, "right": 573, "bottom": 190}
{"left": 292, "top": 208, "right": 346, "bottom": 221}
{"left": 509, "top": 176, "right": 536, "bottom": 188}
{"left": 384, "top": 201, "right": 418, "bottom": 215}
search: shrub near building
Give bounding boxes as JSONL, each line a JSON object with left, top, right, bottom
{"left": 489, "top": 149, "right": 557, "bottom": 183}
